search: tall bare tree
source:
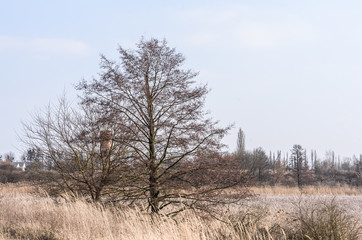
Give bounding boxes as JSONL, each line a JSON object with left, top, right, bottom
{"left": 290, "top": 144, "right": 307, "bottom": 188}
{"left": 76, "top": 38, "right": 244, "bottom": 214}
{"left": 235, "top": 128, "right": 245, "bottom": 158}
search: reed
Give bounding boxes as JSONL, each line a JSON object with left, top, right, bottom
{"left": 0, "top": 183, "right": 361, "bottom": 240}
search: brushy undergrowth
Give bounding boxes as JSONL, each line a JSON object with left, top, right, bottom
{"left": 292, "top": 197, "right": 361, "bottom": 240}
{"left": 0, "top": 183, "right": 361, "bottom": 240}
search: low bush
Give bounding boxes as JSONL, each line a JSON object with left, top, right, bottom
{"left": 0, "top": 162, "right": 24, "bottom": 183}
{"left": 292, "top": 197, "right": 361, "bottom": 240}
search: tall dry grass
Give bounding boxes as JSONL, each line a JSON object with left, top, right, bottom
{"left": 0, "top": 183, "right": 361, "bottom": 240}
{"left": 0, "top": 183, "right": 285, "bottom": 240}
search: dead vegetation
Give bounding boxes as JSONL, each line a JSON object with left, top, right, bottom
{"left": 0, "top": 183, "right": 361, "bottom": 240}
{"left": 250, "top": 185, "right": 362, "bottom": 195}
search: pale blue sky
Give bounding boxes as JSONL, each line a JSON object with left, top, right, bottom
{"left": 1, "top": 0, "right": 362, "bottom": 159}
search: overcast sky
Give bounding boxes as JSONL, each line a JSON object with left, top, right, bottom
{"left": 1, "top": 0, "right": 362, "bottom": 160}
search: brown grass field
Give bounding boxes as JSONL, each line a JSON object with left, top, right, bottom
{"left": 0, "top": 183, "right": 361, "bottom": 240}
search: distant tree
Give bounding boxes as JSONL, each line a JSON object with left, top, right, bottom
{"left": 318, "top": 150, "right": 338, "bottom": 183}
{"left": 324, "top": 150, "right": 336, "bottom": 170}
{"left": 23, "top": 147, "right": 42, "bottom": 162}
{"left": 252, "top": 148, "right": 269, "bottom": 182}
{"left": 290, "top": 144, "right": 307, "bottom": 188}
{"left": 270, "top": 151, "right": 286, "bottom": 185}
{"left": 314, "top": 157, "right": 324, "bottom": 183}
{"left": 237, "top": 147, "right": 269, "bottom": 183}
{"left": 355, "top": 156, "right": 362, "bottom": 186}
{"left": 4, "top": 152, "right": 15, "bottom": 162}
{"left": 235, "top": 128, "right": 245, "bottom": 158}
{"left": 303, "top": 149, "right": 309, "bottom": 170}
{"left": 22, "top": 147, "right": 44, "bottom": 170}
{"left": 341, "top": 158, "right": 352, "bottom": 171}
{"left": 234, "top": 128, "right": 249, "bottom": 173}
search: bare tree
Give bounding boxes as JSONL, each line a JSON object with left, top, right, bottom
{"left": 4, "top": 152, "right": 15, "bottom": 162}
{"left": 290, "top": 144, "right": 307, "bottom": 188}
{"left": 271, "top": 151, "right": 286, "bottom": 185}
{"left": 238, "top": 147, "right": 269, "bottom": 183}
{"left": 76, "top": 38, "right": 246, "bottom": 214}
{"left": 22, "top": 147, "right": 45, "bottom": 170}
{"left": 252, "top": 148, "right": 269, "bottom": 182}
{"left": 235, "top": 128, "right": 245, "bottom": 158}
{"left": 355, "top": 156, "right": 362, "bottom": 186}
{"left": 22, "top": 96, "right": 132, "bottom": 202}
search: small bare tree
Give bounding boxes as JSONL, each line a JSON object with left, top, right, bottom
{"left": 22, "top": 96, "right": 132, "bottom": 201}
{"left": 77, "top": 38, "right": 247, "bottom": 214}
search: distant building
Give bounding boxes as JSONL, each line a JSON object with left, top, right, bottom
{"left": 12, "top": 162, "right": 26, "bottom": 171}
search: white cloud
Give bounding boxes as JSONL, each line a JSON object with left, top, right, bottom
{"left": 0, "top": 36, "right": 91, "bottom": 56}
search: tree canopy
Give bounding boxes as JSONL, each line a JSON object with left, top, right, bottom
{"left": 24, "top": 38, "right": 246, "bottom": 215}
{"left": 77, "top": 38, "right": 242, "bottom": 213}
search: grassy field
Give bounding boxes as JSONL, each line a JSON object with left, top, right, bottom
{"left": 250, "top": 185, "right": 362, "bottom": 195}
{"left": 0, "top": 183, "right": 361, "bottom": 240}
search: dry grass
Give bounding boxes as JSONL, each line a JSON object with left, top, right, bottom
{"left": 0, "top": 183, "right": 271, "bottom": 240}
{"left": 0, "top": 183, "right": 361, "bottom": 240}
{"left": 250, "top": 185, "right": 362, "bottom": 195}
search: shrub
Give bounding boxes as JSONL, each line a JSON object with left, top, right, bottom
{"left": 228, "top": 205, "right": 287, "bottom": 240}
{"left": 0, "top": 162, "right": 24, "bottom": 183}
{"left": 293, "top": 197, "right": 361, "bottom": 240}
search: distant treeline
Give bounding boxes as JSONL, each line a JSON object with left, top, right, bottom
{"left": 234, "top": 128, "right": 362, "bottom": 188}
{"left": 1, "top": 142, "right": 362, "bottom": 189}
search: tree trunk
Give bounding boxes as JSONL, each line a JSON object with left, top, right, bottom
{"left": 149, "top": 163, "right": 159, "bottom": 213}
{"left": 145, "top": 74, "right": 159, "bottom": 213}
